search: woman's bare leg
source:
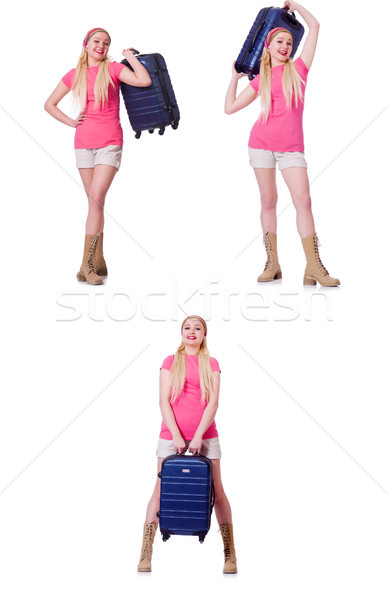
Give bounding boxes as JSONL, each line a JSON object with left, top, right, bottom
{"left": 145, "top": 458, "right": 163, "bottom": 524}
{"left": 212, "top": 459, "right": 232, "bottom": 525}
{"left": 253, "top": 167, "right": 278, "bottom": 234}
{"left": 281, "top": 166, "right": 315, "bottom": 238}
{"left": 79, "top": 164, "right": 117, "bottom": 235}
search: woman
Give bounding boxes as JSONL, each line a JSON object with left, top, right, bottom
{"left": 225, "top": 2, "right": 340, "bottom": 286}
{"left": 138, "top": 316, "right": 237, "bottom": 574}
{"left": 44, "top": 28, "right": 151, "bottom": 284}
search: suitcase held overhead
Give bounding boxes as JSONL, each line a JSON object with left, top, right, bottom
{"left": 120, "top": 50, "right": 180, "bottom": 138}
{"left": 235, "top": 6, "right": 305, "bottom": 80}
{"left": 157, "top": 454, "right": 215, "bottom": 543}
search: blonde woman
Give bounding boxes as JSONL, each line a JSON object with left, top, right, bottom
{"left": 138, "top": 316, "right": 237, "bottom": 575}
{"left": 44, "top": 28, "right": 151, "bottom": 284}
{"left": 225, "top": 1, "right": 340, "bottom": 286}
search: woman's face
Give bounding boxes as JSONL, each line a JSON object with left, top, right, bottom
{"left": 85, "top": 32, "right": 111, "bottom": 63}
{"left": 181, "top": 319, "right": 206, "bottom": 350}
{"left": 268, "top": 32, "right": 293, "bottom": 63}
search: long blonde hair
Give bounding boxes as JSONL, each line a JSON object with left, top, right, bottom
{"left": 71, "top": 48, "right": 115, "bottom": 110}
{"left": 169, "top": 338, "right": 215, "bottom": 405}
{"left": 258, "top": 46, "right": 305, "bottom": 123}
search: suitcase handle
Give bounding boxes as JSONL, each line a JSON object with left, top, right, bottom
{"left": 281, "top": 7, "right": 303, "bottom": 30}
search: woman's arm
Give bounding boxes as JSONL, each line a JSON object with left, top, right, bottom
{"left": 188, "top": 371, "right": 221, "bottom": 454}
{"left": 284, "top": 1, "right": 320, "bottom": 69}
{"left": 159, "top": 368, "right": 187, "bottom": 454}
{"left": 44, "top": 81, "right": 85, "bottom": 127}
{"left": 120, "top": 49, "right": 152, "bottom": 87}
{"left": 225, "top": 65, "right": 257, "bottom": 114}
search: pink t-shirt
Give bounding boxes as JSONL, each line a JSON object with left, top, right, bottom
{"left": 159, "top": 354, "right": 220, "bottom": 441}
{"left": 62, "top": 61, "right": 126, "bottom": 149}
{"left": 248, "top": 57, "right": 309, "bottom": 152}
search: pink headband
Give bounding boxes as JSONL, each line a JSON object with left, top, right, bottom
{"left": 264, "top": 27, "right": 293, "bottom": 49}
{"left": 83, "top": 28, "right": 111, "bottom": 48}
{"left": 181, "top": 315, "right": 207, "bottom": 336}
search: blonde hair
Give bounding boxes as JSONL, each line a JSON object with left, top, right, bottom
{"left": 258, "top": 46, "right": 305, "bottom": 123}
{"left": 169, "top": 338, "right": 215, "bottom": 405}
{"left": 71, "top": 48, "right": 115, "bottom": 110}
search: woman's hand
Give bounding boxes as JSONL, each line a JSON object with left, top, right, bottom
{"left": 232, "top": 61, "right": 246, "bottom": 80}
{"left": 283, "top": 0, "right": 300, "bottom": 12}
{"left": 73, "top": 112, "right": 87, "bottom": 127}
{"left": 188, "top": 435, "right": 203, "bottom": 455}
{"left": 122, "top": 47, "right": 137, "bottom": 61}
{"left": 119, "top": 49, "right": 151, "bottom": 87}
{"left": 173, "top": 433, "right": 187, "bottom": 455}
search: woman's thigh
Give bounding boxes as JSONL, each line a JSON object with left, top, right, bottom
{"left": 78, "top": 168, "right": 94, "bottom": 195}
{"left": 211, "top": 459, "right": 225, "bottom": 496}
{"left": 89, "top": 164, "right": 118, "bottom": 198}
{"left": 152, "top": 457, "right": 163, "bottom": 495}
{"left": 253, "top": 168, "right": 278, "bottom": 204}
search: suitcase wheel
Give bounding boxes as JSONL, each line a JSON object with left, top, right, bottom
{"left": 135, "top": 131, "right": 141, "bottom": 139}
{"left": 171, "top": 123, "right": 178, "bottom": 130}
{"left": 148, "top": 129, "right": 154, "bottom": 134}
{"left": 198, "top": 534, "right": 205, "bottom": 543}
{"left": 162, "top": 533, "right": 170, "bottom": 542}
{"left": 158, "top": 127, "right": 165, "bottom": 136}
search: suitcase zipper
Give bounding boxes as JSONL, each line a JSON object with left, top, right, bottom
{"left": 152, "top": 53, "right": 176, "bottom": 126}
{"left": 239, "top": 6, "right": 271, "bottom": 68}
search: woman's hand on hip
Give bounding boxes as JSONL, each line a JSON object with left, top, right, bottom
{"left": 173, "top": 434, "right": 187, "bottom": 455}
{"left": 188, "top": 435, "right": 203, "bottom": 455}
{"left": 73, "top": 112, "right": 87, "bottom": 127}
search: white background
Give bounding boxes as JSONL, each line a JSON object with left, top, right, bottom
{"left": 1, "top": 0, "right": 387, "bottom": 598}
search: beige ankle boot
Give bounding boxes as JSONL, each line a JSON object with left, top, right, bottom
{"left": 257, "top": 233, "right": 282, "bottom": 282}
{"left": 302, "top": 234, "right": 340, "bottom": 287}
{"left": 220, "top": 522, "right": 237, "bottom": 574}
{"left": 94, "top": 232, "right": 108, "bottom": 277}
{"left": 76, "top": 234, "right": 103, "bottom": 285}
{"left": 137, "top": 522, "right": 157, "bottom": 572}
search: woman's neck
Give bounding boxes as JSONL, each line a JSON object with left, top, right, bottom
{"left": 87, "top": 57, "right": 101, "bottom": 68}
{"left": 184, "top": 346, "right": 199, "bottom": 356}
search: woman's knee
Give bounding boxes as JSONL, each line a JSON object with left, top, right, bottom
{"left": 294, "top": 192, "right": 312, "bottom": 212}
{"left": 88, "top": 190, "right": 106, "bottom": 212}
{"left": 260, "top": 193, "right": 278, "bottom": 211}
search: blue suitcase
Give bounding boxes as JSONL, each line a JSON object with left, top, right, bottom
{"left": 157, "top": 454, "right": 215, "bottom": 543}
{"left": 235, "top": 6, "right": 305, "bottom": 80}
{"left": 120, "top": 51, "right": 180, "bottom": 138}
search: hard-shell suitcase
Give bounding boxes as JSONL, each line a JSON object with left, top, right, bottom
{"left": 157, "top": 454, "right": 215, "bottom": 543}
{"left": 235, "top": 6, "right": 305, "bottom": 80}
{"left": 120, "top": 51, "right": 180, "bottom": 138}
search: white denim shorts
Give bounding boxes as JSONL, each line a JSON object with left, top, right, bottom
{"left": 75, "top": 144, "right": 123, "bottom": 170}
{"left": 249, "top": 148, "right": 307, "bottom": 170}
{"left": 157, "top": 437, "right": 222, "bottom": 459}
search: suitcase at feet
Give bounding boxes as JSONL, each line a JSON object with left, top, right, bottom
{"left": 157, "top": 454, "right": 215, "bottom": 543}
{"left": 235, "top": 6, "right": 305, "bottom": 80}
{"left": 120, "top": 52, "right": 180, "bottom": 138}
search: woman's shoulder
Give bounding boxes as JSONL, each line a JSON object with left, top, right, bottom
{"left": 294, "top": 56, "right": 309, "bottom": 75}
{"left": 209, "top": 356, "right": 221, "bottom": 372}
{"left": 62, "top": 68, "right": 76, "bottom": 87}
{"left": 108, "top": 60, "right": 126, "bottom": 76}
{"left": 160, "top": 354, "right": 175, "bottom": 371}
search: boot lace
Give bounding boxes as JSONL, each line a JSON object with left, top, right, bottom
{"left": 220, "top": 523, "right": 236, "bottom": 563}
{"left": 263, "top": 234, "right": 275, "bottom": 270}
{"left": 313, "top": 236, "right": 329, "bottom": 276}
{"left": 86, "top": 235, "right": 99, "bottom": 274}
{"left": 140, "top": 524, "right": 154, "bottom": 561}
